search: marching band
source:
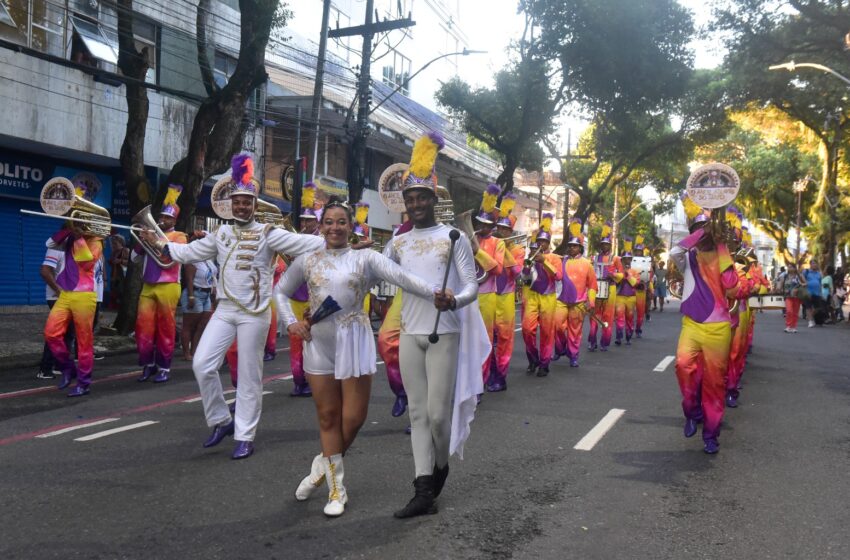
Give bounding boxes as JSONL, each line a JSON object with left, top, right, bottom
{"left": 26, "top": 135, "right": 778, "bottom": 517}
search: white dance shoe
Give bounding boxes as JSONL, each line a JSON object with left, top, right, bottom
{"left": 295, "top": 454, "right": 326, "bottom": 501}
{"left": 323, "top": 454, "right": 347, "bottom": 517}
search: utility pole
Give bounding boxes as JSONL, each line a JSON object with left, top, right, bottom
{"left": 309, "top": 0, "right": 332, "bottom": 181}
{"left": 330, "top": 1, "right": 414, "bottom": 203}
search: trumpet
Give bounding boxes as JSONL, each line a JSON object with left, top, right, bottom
{"left": 524, "top": 245, "right": 543, "bottom": 268}
{"left": 577, "top": 302, "right": 609, "bottom": 329}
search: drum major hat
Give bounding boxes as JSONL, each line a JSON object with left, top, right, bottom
{"left": 566, "top": 218, "right": 584, "bottom": 246}
{"left": 402, "top": 132, "right": 444, "bottom": 193}
{"left": 476, "top": 183, "right": 500, "bottom": 225}
{"left": 621, "top": 236, "right": 634, "bottom": 258}
{"left": 300, "top": 182, "right": 318, "bottom": 219}
{"left": 536, "top": 213, "right": 554, "bottom": 242}
{"left": 495, "top": 192, "right": 517, "bottom": 228}
{"left": 229, "top": 154, "right": 259, "bottom": 198}
{"left": 160, "top": 184, "right": 182, "bottom": 219}
{"left": 600, "top": 222, "right": 613, "bottom": 245}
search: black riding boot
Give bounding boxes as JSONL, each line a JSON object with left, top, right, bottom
{"left": 394, "top": 475, "right": 437, "bottom": 518}
{"left": 432, "top": 464, "right": 449, "bottom": 498}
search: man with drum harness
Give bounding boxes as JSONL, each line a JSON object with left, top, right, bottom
{"left": 725, "top": 210, "right": 755, "bottom": 409}
{"left": 633, "top": 236, "right": 649, "bottom": 338}
{"left": 473, "top": 184, "right": 508, "bottom": 390}
{"left": 554, "top": 219, "right": 597, "bottom": 368}
{"left": 521, "top": 214, "right": 562, "bottom": 377}
{"left": 614, "top": 237, "right": 639, "bottom": 346}
{"left": 143, "top": 155, "right": 326, "bottom": 460}
{"left": 744, "top": 226, "right": 770, "bottom": 353}
{"left": 42, "top": 179, "right": 106, "bottom": 397}
{"left": 588, "top": 222, "right": 622, "bottom": 352}
{"left": 133, "top": 184, "right": 187, "bottom": 384}
{"left": 489, "top": 195, "right": 524, "bottom": 392}
{"left": 671, "top": 165, "right": 741, "bottom": 455}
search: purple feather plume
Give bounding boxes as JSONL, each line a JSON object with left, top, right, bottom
{"left": 231, "top": 153, "right": 252, "bottom": 186}
{"left": 486, "top": 183, "right": 500, "bottom": 195}
{"left": 427, "top": 131, "right": 445, "bottom": 151}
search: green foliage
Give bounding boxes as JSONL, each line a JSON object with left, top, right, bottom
{"left": 436, "top": 52, "right": 557, "bottom": 189}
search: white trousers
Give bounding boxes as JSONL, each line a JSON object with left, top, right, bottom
{"left": 399, "top": 333, "right": 459, "bottom": 477}
{"left": 192, "top": 300, "right": 271, "bottom": 441}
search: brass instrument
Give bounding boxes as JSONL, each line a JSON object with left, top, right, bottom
{"left": 577, "top": 302, "right": 609, "bottom": 329}
{"left": 130, "top": 206, "right": 176, "bottom": 268}
{"left": 498, "top": 233, "right": 527, "bottom": 246}
{"left": 524, "top": 245, "right": 543, "bottom": 268}
{"left": 255, "top": 198, "right": 287, "bottom": 227}
{"left": 23, "top": 177, "right": 112, "bottom": 238}
{"left": 435, "top": 186, "right": 455, "bottom": 224}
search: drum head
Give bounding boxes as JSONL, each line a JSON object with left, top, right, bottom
{"left": 686, "top": 163, "right": 740, "bottom": 209}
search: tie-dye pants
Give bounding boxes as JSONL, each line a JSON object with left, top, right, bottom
{"left": 44, "top": 291, "right": 96, "bottom": 386}
{"left": 635, "top": 290, "right": 647, "bottom": 334}
{"left": 615, "top": 294, "right": 636, "bottom": 343}
{"left": 479, "top": 292, "right": 498, "bottom": 383}
{"left": 288, "top": 299, "right": 310, "bottom": 388}
{"left": 136, "top": 282, "right": 181, "bottom": 371}
{"left": 377, "top": 291, "right": 405, "bottom": 398}
{"left": 675, "top": 316, "right": 732, "bottom": 443}
{"left": 522, "top": 291, "right": 556, "bottom": 369}
{"left": 555, "top": 302, "right": 586, "bottom": 361}
{"left": 588, "top": 291, "right": 616, "bottom": 349}
{"left": 489, "top": 292, "right": 517, "bottom": 383}
{"left": 726, "top": 307, "right": 751, "bottom": 399}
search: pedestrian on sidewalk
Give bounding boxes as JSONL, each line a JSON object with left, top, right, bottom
{"left": 803, "top": 261, "right": 824, "bottom": 328}
{"left": 780, "top": 263, "right": 803, "bottom": 332}
{"left": 653, "top": 260, "right": 667, "bottom": 312}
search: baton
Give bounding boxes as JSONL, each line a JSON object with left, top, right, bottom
{"left": 429, "top": 229, "right": 461, "bottom": 343}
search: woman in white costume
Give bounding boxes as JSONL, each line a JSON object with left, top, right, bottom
{"left": 278, "top": 199, "right": 440, "bottom": 517}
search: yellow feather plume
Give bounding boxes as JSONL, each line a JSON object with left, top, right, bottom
{"left": 355, "top": 204, "right": 369, "bottom": 225}
{"left": 569, "top": 220, "right": 582, "bottom": 238}
{"left": 540, "top": 215, "right": 552, "bottom": 233}
{"left": 499, "top": 196, "right": 516, "bottom": 218}
{"left": 635, "top": 234, "right": 644, "bottom": 247}
{"left": 301, "top": 184, "right": 316, "bottom": 209}
{"left": 682, "top": 194, "right": 703, "bottom": 221}
{"left": 75, "top": 186, "right": 85, "bottom": 198}
{"left": 601, "top": 223, "right": 612, "bottom": 239}
{"left": 623, "top": 239, "right": 633, "bottom": 253}
{"left": 163, "top": 184, "right": 182, "bottom": 206}
{"left": 409, "top": 135, "right": 440, "bottom": 179}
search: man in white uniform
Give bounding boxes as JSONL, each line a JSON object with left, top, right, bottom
{"left": 145, "top": 155, "right": 324, "bottom": 460}
{"left": 384, "top": 132, "right": 489, "bottom": 518}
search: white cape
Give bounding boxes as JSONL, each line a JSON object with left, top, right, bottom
{"left": 449, "top": 299, "right": 491, "bottom": 459}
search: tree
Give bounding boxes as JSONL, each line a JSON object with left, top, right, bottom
{"left": 113, "top": 0, "right": 290, "bottom": 334}
{"left": 714, "top": 0, "right": 850, "bottom": 266}
{"left": 697, "top": 108, "right": 820, "bottom": 262}
{"left": 435, "top": 20, "right": 560, "bottom": 193}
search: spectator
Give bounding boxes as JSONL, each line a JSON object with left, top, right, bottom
{"left": 803, "top": 260, "right": 823, "bottom": 328}
{"left": 108, "top": 234, "right": 129, "bottom": 310}
{"left": 179, "top": 237, "right": 217, "bottom": 360}
{"left": 773, "top": 266, "right": 787, "bottom": 292}
{"left": 780, "top": 263, "right": 804, "bottom": 333}
{"left": 823, "top": 266, "right": 836, "bottom": 323}
{"left": 653, "top": 260, "right": 667, "bottom": 312}
{"left": 37, "top": 236, "right": 74, "bottom": 379}
{"left": 831, "top": 267, "right": 845, "bottom": 323}
{"left": 93, "top": 253, "right": 105, "bottom": 360}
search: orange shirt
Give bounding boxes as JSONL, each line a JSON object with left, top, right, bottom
{"left": 558, "top": 256, "right": 598, "bottom": 305}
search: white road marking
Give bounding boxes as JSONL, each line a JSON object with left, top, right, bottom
{"left": 36, "top": 418, "right": 120, "bottom": 438}
{"left": 514, "top": 327, "right": 522, "bottom": 332}
{"left": 225, "top": 391, "right": 272, "bottom": 405}
{"left": 574, "top": 409, "right": 626, "bottom": 451}
{"left": 184, "top": 388, "right": 237, "bottom": 403}
{"left": 74, "top": 421, "right": 159, "bottom": 442}
{"left": 376, "top": 361, "right": 385, "bottom": 365}
{"left": 653, "top": 355, "right": 675, "bottom": 372}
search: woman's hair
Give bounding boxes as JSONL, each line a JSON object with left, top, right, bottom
{"left": 323, "top": 196, "right": 353, "bottom": 222}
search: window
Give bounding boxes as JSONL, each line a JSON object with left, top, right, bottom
{"left": 70, "top": 14, "right": 118, "bottom": 66}
{"left": 0, "top": 0, "right": 67, "bottom": 57}
{"left": 328, "top": 3, "right": 351, "bottom": 64}
{"left": 213, "top": 50, "right": 237, "bottom": 88}
{"left": 133, "top": 17, "right": 157, "bottom": 84}
{"left": 381, "top": 49, "right": 411, "bottom": 95}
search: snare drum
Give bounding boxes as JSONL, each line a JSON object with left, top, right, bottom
{"left": 759, "top": 294, "right": 786, "bottom": 310}
{"left": 747, "top": 296, "right": 762, "bottom": 310}
{"left": 596, "top": 279, "right": 611, "bottom": 300}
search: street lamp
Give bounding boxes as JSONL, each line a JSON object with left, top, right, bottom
{"left": 792, "top": 176, "right": 812, "bottom": 265}
{"left": 369, "top": 48, "right": 488, "bottom": 114}
{"left": 769, "top": 61, "right": 850, "bottom": 87}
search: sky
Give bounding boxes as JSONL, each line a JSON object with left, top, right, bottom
{"left": 456, "top": 0, "right": 725, "bottom": 152}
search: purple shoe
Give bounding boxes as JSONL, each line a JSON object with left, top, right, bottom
{"left": 600, "top": 346, "right": 608, "bottom": 352}
{"left": 703, "top": 439, "right": 719, "bottom": 454}
{"left": 138, "top": 365, "right": 157, "bottom": 383}
{"left": 232, "top": 440, "right": 254, "bottom": 460}
{"left": 289, "top": 383, "right": 311, "bottom": 397}
{"left": 569, "top": 358, "right": 579, "bottom": 368}
{"left": 67, "top": 385, "right": 90, "bottom": 398}
{"left": 392, "top": 394, "right": 408, "bottom": 417}
{"left": 263, "top": 352, "right": 276, "bottom": 362}
{"left": 588, "top": 343, "right": 597, "bottom": 352}
{"left": 614, "top": 340, "right": 622, "bottom": 346}
{"left": 203, "top": 420, "right": 234, "bottom": 448}
{"left": 488, "top": 380, "right": 507, "bottom": 392}
{"left": 625, "top": 340, "right": 631, "bottom": 346}
{"left": 57, "top": 368, "right": 76, "bottom": 390}
{"left": 405, "top": 425, "right": 412, "bottom": 435}
{"left": 684, "top": 418, "right": 697, "bottom": 438}
{"left": 152, "top": 369, "right": 170, "bottom": 383}
{"left": 636, "top": 332, "right": 642, "bottom": 339}
{"left": 725, "top": 394, "right": 738, "bottom": 408}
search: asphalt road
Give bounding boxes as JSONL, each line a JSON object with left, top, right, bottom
{"left": 1, "top": 304, "right": 848, "bottom": 560}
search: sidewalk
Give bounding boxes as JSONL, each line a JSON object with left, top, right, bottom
{"left": 0, "top": 307, "right": 136, "bottom": 372}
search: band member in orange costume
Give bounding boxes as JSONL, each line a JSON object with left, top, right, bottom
{"left": 588, "top": 222, "right": 622, "bottom": 352}
{"left": 554, "top": 219, "right": 597, "bottom": 367}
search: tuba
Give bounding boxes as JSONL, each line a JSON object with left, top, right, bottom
{"left": 255, "top": 198, "right": 287, "bottom": 228}
{"left": 39, "top": 177, "right": 111, "bottom": 238}
{"left": 130, "top": 206, "right": 176, "bottom": 268}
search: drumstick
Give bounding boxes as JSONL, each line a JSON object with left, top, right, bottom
{"left": 429, "top": 229, "right": 461, "bottom": 344}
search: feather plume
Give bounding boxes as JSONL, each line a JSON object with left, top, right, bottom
{"left": 600, "top": 222, "right": 612, "bottom": 239}
{"left": 681, "top": 192, "right": 703, "bottom": 221}
{"left": 355, "top": 202, "right": 370, "bottom": 225}
{"left": 569, "top": 219, "right": 582, "bottom": 238}
{"left": 499, "top": 192, "right": 516, "bottom": 218}
{"left": 74, "top": 186, "right": 86, "bottom": 199}
{"left": 635, "top": 234, "right": 644, "bottom": 247}
{"left": 540, "top": 213, "right": 553, "bottom": 233}
{"left": 409, "top": 134, "right": 442, "bottom": 179}
{"left": 427, "top": 130, "right": 445, "bottom": 150}
{"left": 623, "top": 236, "right": 633, "bottom": 253}
{"left": 163, "top": 184, "right": 182, "bottom": 206}
{"left": 231, "top": 154, "right": 253, "bottom": 186}
{"left": 481, "top": 183, "right": 500, "bottom": 213}
{"left": 301, "top": 182, "right": 316, "bottom": 209}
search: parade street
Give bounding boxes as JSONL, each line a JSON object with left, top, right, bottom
{"left": 1, "top": 305, "right": 848, "bottom": 560}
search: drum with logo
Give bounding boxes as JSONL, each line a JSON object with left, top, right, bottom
{"left": 596, "top": 279, "right": 611, "bottom": 300}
